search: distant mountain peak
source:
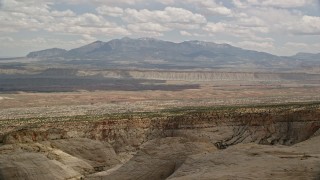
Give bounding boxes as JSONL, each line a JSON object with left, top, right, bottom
{"left": 91, "top": 40, "right": 104, "bottom": 44}
{"left": 184, "top": 40, "right": 213, "bottom": 45}
{"left": 291, "top": 52, "right": 320, "bottom": 60}
{"left": 120, "top": 37, "right": 132, "bottom": 41}
{"left": 137, "top": 37, "right": 160, "bottom": 41}
{"left": 182, "top": 40, "right": 233, "bottom": 49}
{"left": 294, "top": 52, "right": 319, "bottom": 56}
{"left": 26, "top": 48, "right": 67, "bottom": 58}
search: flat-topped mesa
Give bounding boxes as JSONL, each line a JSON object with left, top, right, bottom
{"left": 76, "top": 69, "right": 320, "bottom": 82}
{"left": 2, "top": 103, "right": 320, "bottom": 150}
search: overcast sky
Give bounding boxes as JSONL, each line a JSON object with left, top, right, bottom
{"left": 0, "top": 0, "right": 320, "bottom": 57}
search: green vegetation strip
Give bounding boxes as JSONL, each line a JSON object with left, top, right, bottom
{"left": 1, "top": 101, "right": 320, "bottom": 126}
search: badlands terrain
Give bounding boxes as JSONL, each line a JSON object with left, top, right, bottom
{"left": 1, "top": 38, "right": 320, "bottom": 179}
{"left": 1, "top": 67, "right": 320, "bottom": 180}
{"left": 1, "top": 103, "right": 320, "bottom": 179}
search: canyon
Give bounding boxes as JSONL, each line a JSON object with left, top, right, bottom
{"left": 1, "top": 37, "right": 320, "bottom": 179}
{"left": 1, "top": 103, "right": 320, "bottom": 179}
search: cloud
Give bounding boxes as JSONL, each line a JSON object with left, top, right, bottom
{"left": 172, "top": 0, "right": 232, "bottom": 16}
{"left": 289, "top": 15, "right": 320, "bottom": 35}
{"left": 96, "top": 6, "right": 124, "bottom": 17}
{"left": 127, "top": 22, "right": 170, "bottom": 36}
{"left": 123, "top": 7, "right": 207, "bottom": 24}
{"left": 121, "top": 7, "right": 206, "bottom": 35}
{"left": 51, "top": 10, "right": 76, "bottom": 17}
{"left": 236, "top": 16, "right": 266, "bottom": 27}
{"left": 232, "top": 0, "right": 314, "bottom": 8}
{"left": 237, "top": 41, "right": 274, "bottom": 50}
{"left": 259, "top": 0, "right": 314, "bottom": 8}
{"left": 285, "top": 42, "right": 308, "bottom": 48}
{"left": 0, "top": 0, "right": 129, "bottom": 37}
{"left": 0, "top": 36, "right": 95, "bottom": 50}
{"left": 242, "top": 7, "right": 320, "bottom": 35}
{"left": 203, "top": 22, "right": 268, "bottom": 37}
{"left": 179, "top": 30, "right": 204, "bottom": 37}
{"left": 180, "top": 31, "right": 192, "bottom": 36}
{"left": 63, "top": 0, "right": 145, "bottom": 5}
{"left": 0, "top": 36, "right": 14, "bottom": 42}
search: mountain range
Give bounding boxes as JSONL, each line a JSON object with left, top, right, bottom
{"left": 26, "top": 37, "right": 320, "bottom": 70}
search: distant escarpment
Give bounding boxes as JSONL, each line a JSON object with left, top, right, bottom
{"left": 77, "top": 69, "right": 320, "bottom": 82}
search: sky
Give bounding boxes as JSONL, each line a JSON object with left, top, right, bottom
{"left": 0, "top": 0, "right": 320, "bottom": 57}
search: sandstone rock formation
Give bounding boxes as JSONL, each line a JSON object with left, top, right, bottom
{"left": 0, "top": 142, "right": 93, "bottom": 180}
{"left": 0, "top": 139, "right": 119, "bottom": 180}
{"left": 87, "top": 137, "right": 217, "bottom": 180}
{"left": 88, "top": 135, "right": 320, "bottom": 180}
{"left": 168, "top": 136, "right": 320, "bottom": 179}
{"left": 0, "top": 152, "right": 83, "bottom": 180}
{"left": 49, "top": 138, "right": 120, "bottom": 170}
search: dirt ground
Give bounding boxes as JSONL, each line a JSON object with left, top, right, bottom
{"left": 1, "top": 82, "right": 320, "bottom": 108}
{"left": 0, "top": 80, "right": 320, "bottom": 120}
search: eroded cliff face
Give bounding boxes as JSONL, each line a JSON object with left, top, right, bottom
{"left": 3, "top": 104, "right": 320, "bottom": 148}
{"left": 3, "top": 104, "right": 320, "bottom": 147}
{"left": 1, "top": 103, "right": 320, "bottom": 179}
{"left": 76, "top": 70, "right": 320, "bottom": 82}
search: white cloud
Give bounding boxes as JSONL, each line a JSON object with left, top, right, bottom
{"left": 121, "top": 7, "right": 206, "bottom": 35}
{"left": 232, "top": 0, "right": 314, "bottom": 8}
{"left": 180, "top": 31, "right": 192, "bottom": 36}
{"left": 181, "top": 0, "right": 232, "bottom": 15}
{"left": 289, "top": 15, "right": 320, "bottom": 35}
{"left": 127, "top": 22, "right": 170, "bottom": 36}
{"left": 237, "top": 41, "right": 274, "bottom": 50}
{"left": 0, "top": 0, "right": 129, "bottom": 37}
{"left": 81, "top": 34, "right": 97, "bottom": 41}
{"left": 285, "top": 42, "right": 308, "bottom": 48}
{"left": 242, "top": 7, "right": 320, "bottom": 35}
{"left": 123, "top": 7, "right": 206, "bottom": 24}
{"left": 51, "top": 10, "right": 76, "bottom": 17}
{"left": 157, "top": 0, "right": 175, "bottom": 5}
{"left": 259, "top": 0, "right": 314, "bottom": 8}
{"left": 203, "top": 22, "right": 227, "bottom": 33}
{"left": 236, "top": 16, "right": 266, "bottom": 27}
{"left": 203, "top": 22, "right": 268, "bottom": 37}
{"left": 0, "top": 36, "right": 95, "bottom": 50}
{"left": 96, "top": 6, "right": 124, "bottom": 17}
{"left": 179, "top": 30, "right": 204, "bottom": 37}
{"left": 0, "top": 36, "right": 14, "bottom": 42}
{"left": 68, "top": 13, "right": 109, "bottom": 27}
{"left": 232, "top": 0, "right": 248, "bottom": 8}
{"left": 64, "top": 0, "right": 145, "bottom": 5}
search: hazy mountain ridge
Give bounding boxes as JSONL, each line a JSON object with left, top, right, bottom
{"left": 291, "top": 52, "right": 320, "bottom": 60}
{"left": 25, "top": 37, "right": 319, "bottom": 69}
{"left": 27, "top": 48, "right": 67, "bottom": 58}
